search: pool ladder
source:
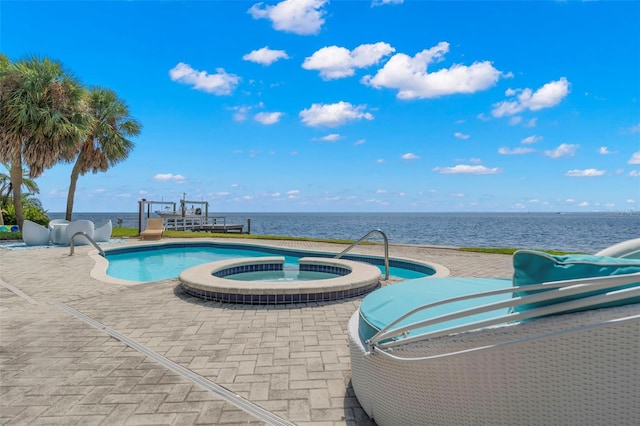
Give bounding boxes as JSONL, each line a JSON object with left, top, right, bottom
{"left": 334, "top": 229, "right": 389, "bottom": 280}
{"left": 69, "top": 232, "right": 105, "bottom": 257}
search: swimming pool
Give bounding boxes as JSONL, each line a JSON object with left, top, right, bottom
{"left": 104, "top": 241, "right": 436, "bottom": 283}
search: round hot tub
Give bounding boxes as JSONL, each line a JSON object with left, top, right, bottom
{"left": 179, "top": 256, "right": 382, "bottom": 304}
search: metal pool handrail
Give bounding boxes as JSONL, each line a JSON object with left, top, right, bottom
{"left": 335, "top": 229, "right": 389, "bottom": 280}
{"left": 69, "top": 232, "right": 105, "bottom": 257}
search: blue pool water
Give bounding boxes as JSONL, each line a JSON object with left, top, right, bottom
{"left": 105, "top": 243, "right": 432, "bottom": 282}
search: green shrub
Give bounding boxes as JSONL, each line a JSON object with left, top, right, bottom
{"left": 2, "top": 204, "right": 50, "bottom": 226}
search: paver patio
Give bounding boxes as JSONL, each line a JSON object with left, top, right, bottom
{"left": 0, "top": 238, "right": 513, "bottom": 425}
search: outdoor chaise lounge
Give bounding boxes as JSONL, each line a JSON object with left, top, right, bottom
{"left": 140, "top": 218, "right": 164, "bottom": 240}
{"left": 349, "top": 239, "right": 640, "bottom": 425}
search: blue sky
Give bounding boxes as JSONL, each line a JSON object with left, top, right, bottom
{"left": 2, "top": 0, "right": 639, "bottom": 213}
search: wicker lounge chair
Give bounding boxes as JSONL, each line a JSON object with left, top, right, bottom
{"left": 349, "top": 240, "right": 640, "bottom": 425}
{"left": 140, "top": 218, "right": 164, "bottom": 240}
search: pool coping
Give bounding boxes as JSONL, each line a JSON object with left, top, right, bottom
{"left": 179, "top": 256, "right": 384, "bottom": 304}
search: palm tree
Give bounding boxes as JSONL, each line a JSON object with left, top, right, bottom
{"left": 0, "top": 163, "right": 40, "bottom": 200}
{"left": 0, "top": 164, "right": 43, "bottom": 226}
{"left": 0, "top": 55, "right": 88, "bottom": 228}
{"left": 65, "top": 87, "right": 141, "bottom": 220}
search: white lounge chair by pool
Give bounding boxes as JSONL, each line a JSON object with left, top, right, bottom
{"left": 66, "top": 220, "right": 95, "bottom": 245}
{"left": 349, "top": 240, "right": 640, "bottom": 426}
{"left": 22, "top": 220, "right": 51, "bottom": 246}
{"left": 93, "top": 219, "right": 112, "bottom": 242}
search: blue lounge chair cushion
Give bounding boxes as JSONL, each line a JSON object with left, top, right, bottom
{"left": 512, "top": 250, "right": 640, "bottom": 313}
{"left": 358, "top": 277, "right": 512, "bottom": 343}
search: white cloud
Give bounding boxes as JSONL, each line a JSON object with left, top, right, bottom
{"left": 599, "top": 146, "right": 616, "bottom": 155}
{"left": 152, "top": 173, "right": 186, "bottom": 182}
{"left": 521, "top": 135, "right": 542, "bottom": 144}
{"left": 299, "top": 101, "right": 373, "bottom": 127}
{"left": 254, "top": 111, "right": 283, "bottom": 125}
{"left": 363, "top": 42, "right": 504, "bottom": 99}
{"left": 248, "top": 0, "right": 327, "bottom": 35}
{"left": 287, "top": 189, "right": 300, "bottom": 198}
{"left": 354, "top": 139, "right": 366, "bottom": 145}
{"left": 401, "top": 153, "right": 420, "bottom": 160}
{"left": 508, "top": 116, "right": 522, "bottom": 126}
{"left": 566, "top": 168, "right": 606, "bottom": 177}
{"left": 628, "top": 152, "right": 640, "bottom": 164}
{"left": 169, "top": 63, "right": 239, "bottom": 95}
{"left": 303, "top": 42, "right": 395, "bottom": 80}
{"left": 454, "top": 132, "right": 470, "bottom": 140}
{"left": 376, "top": 159, "right": 385, "bottom": 163}
{"left": 230, "top": 105, "right": 252, "bottom": 122}
{"left": 544, "top": 143, "right": 579, "bottom": 159}
{"left": 318, "top": 133, "right": 341, "bottom": 142}
{"left": 433, "top": 165, "right": 502, "bottom": 174}
{"left": 492, "top": 78, "right": 570, "bottom": 117}
{"left": 629, "top": 123, "right": 640, "bottom": 134}
{"left": 243, "top": 47, "right": 289, "bottom": 65}
{"left": 524, "top": 118, "right": 538, "bottom": 128}
{"left": 577, "top": 201, "right": 590, "bottom": 208}
{"left": 498, "top": 147, "right": 534, "bottom": 155}
{"left": 372, "top": 0, "right": 403, "bottom": 6}
{"left": 630, "top": 170, "right": 640, "bottom": 177}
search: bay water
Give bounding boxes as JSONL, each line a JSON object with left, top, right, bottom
{"left": 47, "top": 211, "right": 639, "bottom": 254}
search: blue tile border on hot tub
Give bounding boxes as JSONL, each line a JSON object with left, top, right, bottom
{"left": 300, "top": 264, "right": 351, "bottom": 276}
{"left": 213, "top": 262, "right": 283, "bottom": 278}
{"left": 181, "top": 281, "right": 379, "bottom": 305}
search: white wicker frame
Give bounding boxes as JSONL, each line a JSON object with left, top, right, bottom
{"left": 349, "top": 273, "right": 640, "bottom": 426}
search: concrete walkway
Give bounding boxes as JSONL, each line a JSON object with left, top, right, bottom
{"left": 0, "top": 238, "right": 513, "bottom": 425}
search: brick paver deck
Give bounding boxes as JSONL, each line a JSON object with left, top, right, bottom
{"left": 0, "top": 238, "right": 513, "bottom": 425}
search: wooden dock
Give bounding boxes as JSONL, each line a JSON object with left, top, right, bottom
{"left": 161, "top": 216, "right": 247, "bottom": 233}
{"left": 194, "top": 223, "right": 244, "bottom": 233}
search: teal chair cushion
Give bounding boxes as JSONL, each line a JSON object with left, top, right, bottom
{"left": 512, "top": 250, "right": 640, "bottom": 314}
{"left": 358, "top": 277, "right": 512, "bottom": 343}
